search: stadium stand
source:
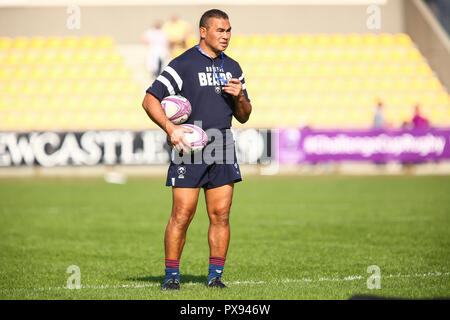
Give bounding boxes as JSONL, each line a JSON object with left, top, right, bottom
{"left": 0, "top": 33, "right": 449, "bottom": 130}
{"left": 220, "top": 33, "right": 450, "bottom": 129}
{"left": 0, "top": 35, "right": 146, "bottom": 131}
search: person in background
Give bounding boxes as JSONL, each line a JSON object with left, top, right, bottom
{"left": 163, "top": 14, "right": 192, "bottom": 54}
{"left": 142, "top": 21, "right": 170, "bottom": 80}
{"left": 412, "top": 104, "right": 430, "bottom": 130}
{"left": 372, "top": 101, "right": 386, "bottom": 129}
{"left": 401, "top": 121, "right": 412, "bottom": 130}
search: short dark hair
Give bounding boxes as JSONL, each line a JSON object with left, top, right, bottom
{"left": 199, "top": 9, "right": 229, "bottom": 29}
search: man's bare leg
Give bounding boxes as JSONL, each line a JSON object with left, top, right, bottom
{"left": 204, "top": 183, "right": 234, "bottom": 287}
{"left": 165, "top": 187, "right": 201, "bottom": 259}
{"left": 162, "top": 187, "right": 200, "bottom": 290}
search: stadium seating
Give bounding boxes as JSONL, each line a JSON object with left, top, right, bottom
{"left": 0, "top": 35, "right": 147, "bottom": 131}
{"left": 220, "top": 33, "right": 449, "bottom": 128}
{"left": 0, "top": 33, "right": 449, "bottom": 131}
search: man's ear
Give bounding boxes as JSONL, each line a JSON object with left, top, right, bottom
{"left": 199, "top": 26, "right": 207, "bottom": 39}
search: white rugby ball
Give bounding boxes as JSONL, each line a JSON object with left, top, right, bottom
{"left": 180, "top": 124, "right": 208, "bottom": 153}
{"left": 161, "top": 95, "right": 192, "bottom": 124}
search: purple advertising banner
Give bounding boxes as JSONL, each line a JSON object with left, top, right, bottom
{"left": 278, "top": 128, "right": 450, "bottom": 164}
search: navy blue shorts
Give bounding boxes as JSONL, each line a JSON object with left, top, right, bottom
{"left": 165, "top": 146, "right": 242, "bottom": 189}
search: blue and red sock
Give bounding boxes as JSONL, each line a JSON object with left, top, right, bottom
{"left": 164, "top": 258, "right": 180, "bottom": 283}
{"left": 208, "top": 256, "right": 226, "bottom": 283}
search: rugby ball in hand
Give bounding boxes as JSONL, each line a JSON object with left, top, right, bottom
{"left": 161, "top": 95, "right": 192, "bottom": 124}
{"left": 180, "top": 124, "right": 208, "bottom": 153}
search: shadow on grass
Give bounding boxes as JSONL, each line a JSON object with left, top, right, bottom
{"left": 126, "top": 274, "right": 208, "bottom": 286}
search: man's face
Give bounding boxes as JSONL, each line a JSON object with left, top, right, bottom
{"left": 200, "top": 17, "right": 231, "bottom": 53}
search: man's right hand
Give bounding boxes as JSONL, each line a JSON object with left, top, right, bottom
{"left": 165, "top": 122, "right": 193, "bottom": 153}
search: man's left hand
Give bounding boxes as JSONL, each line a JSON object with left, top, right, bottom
{"left": 222, "top": 78, "right": 243, "bottom": 98}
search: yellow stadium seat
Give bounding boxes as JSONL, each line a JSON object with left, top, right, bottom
{"left": 383, "top": 62, "right": 400, "bottom": 76}
{"left": 437, "top": 93, "right": 449, "bottom": 105}
{"left": 407, "top": 48, "right": 422, "bottom": 60}
{"left": 379, "top": 78, "right": 394, "bottom": 91}
{"left": 362, "top": 33, "right": 379, "bottom": 46}
{"left": 64, "top": 65, "right": 82, "bottom": 79}
{"left": 420, "top": 93, "right": 437, "bottom": 105}
{"left": 291, "top": 48, "right": 308, "bottom": 61}
{"left": 297, "top": 34, "right": 314, "bottom": 46}
{"left": 391, "top": 48, "right": 408, "bottom": 60}
{"left": 311, "top": 47, "right": 328, "bottom": 60}
{"left": 328, "top": 78, "right": 344, "bottom": 91}
{"left": 342, "top": 47, "right": 358, "bottom": 60}
{"left": 426, "top": 77, "right": 443, "bottom": 90}
{"left": 12, "top": 36, "right": 28, "bottom": 48}
{"left": 4, "top": 52, "right": 23, "bottom": 64}
{"left": 30, "top": 96, "right": 49, "bottom": 110}
{"left": 52, "top": 50, "right": 73, "bottom": 64}
{"left": 393, "top": 77, "right": 409, "bottom": 91}
{"left": 416, "top": 63, "right": 432, "bottom": 76}
{"left": 47, "top": 95, "right": 65, "bottom": 110}
{"left": 84, "top": 95, "right": 102, "bottom": 109}
{"left": 0, "top": 95, "right": 13, "bottom": 109}
{"left": 260, "top": 48, "right": 277, "bottom": 61}
{"left": 0, "top": 37, "right": 12, "bottom": 49}
{"left": 11, "top": 66, "right": 29, "bottom": 79}
{"left": 46, "top": 65, "right": 65, "bottom": 79}
{"left": 38, "top": 50, "right": 58, "bottom": 63}
{"left": 96, "top": 65, "right": 116, "bottom": 78}
{"left": 247, "top": 34, "right": 265, "bottom": 47}
{"left": 230, "top": 34, "right": 247, "bottom": 47}
{"left": 379, "top": 33, "right": 395, "bottom": 46}
{"left": 395, "top": 33, "right": 413, "bottom": 46}
{"left": 352, "top": 62, "right": 369, "bottom": 76}
{"left": 318, "top": 63, "right": 334, "bottom": 77}
{"left": 46, "top": 36, "right": 63, "bottom": 48}
{"left": 21, "top": 51, "right": 40, "bottom": 64}
{"left": 62, "top": 36, "right": 80, "bottom": 48}
{"left": 4, "top": 82, "right": 22, "bottom": 95}
{"left": 324, "top": 47, "right": 343, "bottom": 61}
{"left": 72, "top": 81, "right": 89, "bottom": 94}
{"left": 111, "top": 65, "right": 131, "bottom": 78}
{"left": 264, "top": 34, "right": 282, "bottom": 46}
{"left": 97, "top": 35, "right": 115, "bottom": 48}
{"left": 29, "top": 36, "right": 46, "bottom": 48}
{"left": 69, "top": 96, "right": 88, "bottom": 113}
{"left": 80, "top": 36, "right": 97, "bottom": 48}
{"left": 316, "top": 34, "right": 331, "bottom": 46}
{"left": 80, "top": 65, "right": 99, "bottom": 79}
{"left": 38, "top": 81, "right": 57, "bottom": 95}
{"left": 375, "top": 48, "right": 391, "bottom": 60}
{"left": 21, "top": 81, "right": 39, "bottom": 95}
{"left": 330, "top": 34, "right": 346, "bottom": 46}
{"left": 400, "top": 63, "right": 415, "bottom": 76}
{"left": 12, "top": 95, "right": 31, "bottom": 111}
{"left": 347, "top": 34, "right": 363, "bottom": 46}
{"left": 29, "top": 65, "right": 48, "bottom": 79}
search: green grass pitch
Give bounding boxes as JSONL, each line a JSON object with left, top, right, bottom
{"left": 0, "top": 175, "right": 449, "bottom": 300}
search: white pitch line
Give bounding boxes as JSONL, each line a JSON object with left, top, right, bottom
{"left": 0, "top": 272, "right": 448, "bottom": 293}
{"left": 280, "top": 271, "right": 450, "bottom": 284}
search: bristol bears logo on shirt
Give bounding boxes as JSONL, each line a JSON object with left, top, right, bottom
{"left": 177, "top": 166, "right": 186, "bottom": 179}
{"left": 198, "top": 66, "right": 232, "bottom": 95}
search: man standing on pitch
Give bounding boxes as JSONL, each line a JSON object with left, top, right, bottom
{"left": 141, "top": 9, "right": 252, "bottom": 290}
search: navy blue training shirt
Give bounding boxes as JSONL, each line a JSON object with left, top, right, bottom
{"left": 146, "top": 45, "right": 250, "bottom": 136}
